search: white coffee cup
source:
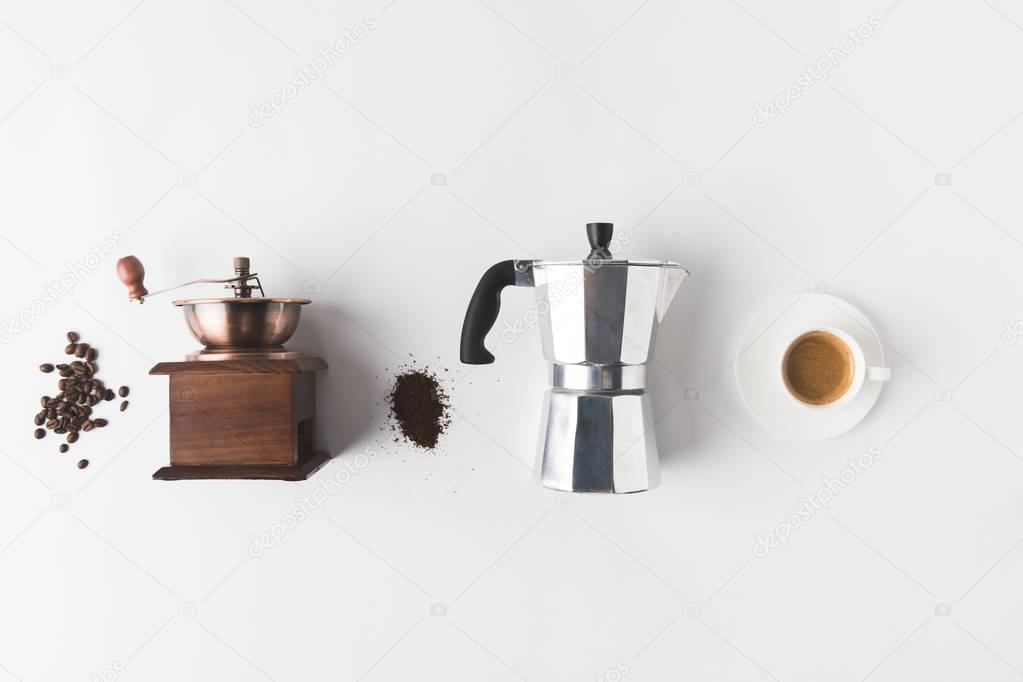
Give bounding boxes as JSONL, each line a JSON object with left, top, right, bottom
{"left": 780, "top": 327, "right": 890, "bottom": 410}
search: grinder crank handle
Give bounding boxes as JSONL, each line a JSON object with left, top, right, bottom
{"left": 116, "top": 255, "right": 261, "bottom": 302}
{"left": 460, "top": 260, "right": 533, "bottom": 364}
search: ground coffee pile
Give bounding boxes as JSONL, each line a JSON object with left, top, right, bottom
{"left": 387, "top": 368, "right": 451, "bottom": 449}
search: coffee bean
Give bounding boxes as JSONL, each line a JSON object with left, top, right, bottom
{"left": 105, "top": 389, "right": 115, "bottom": 401}
{"left": 66, "top": 432, "right": 78, "bottom": 443}
{"left": 93, "top": 419, "right": 107, "bottom": 427}
{"left": 77, "top": 459, "right": 88, "bottom": 469}
{"left": 66, "top": 331, "right": 79, "bottom": 343}
{"left": 39, "top": 395, "right": 50, "bottom": 407}
{"left": 33, "top": 428, "right": 44, "bottom": 439}
{"left": 82, "top": 420, "right": 94, "bottom": 432}
{"left": 59, "top": 444, "right": 68, "bottom": 453}
{"left": 120, "top": 400, "right": 129, "bottom": 412}
{"left": 86, "top": 348, "right": 97, "bottom": 362}
{"left": 45, "top": 419, "right": 57, "bottom": 429}
{"left": 54, "top": 426, "right": 67, "bottom": 434}
{"left": 74, "top": 343, "right": 89, "bottom": 358}
{"left": 65, "top": 343, "right": 77, "bottom": 355}
{"left": 85, "top": 361, "right": 96, "bottom": 374}
{"left": 118, "top": 386, "right": 129, "bottom": 397}
{"left": 39, "top": 363, "right": 54, "bottom": 373}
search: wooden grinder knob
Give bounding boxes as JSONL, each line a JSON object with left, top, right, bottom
{"left": 116, "top": 256, "right": 149, "bottom": 301}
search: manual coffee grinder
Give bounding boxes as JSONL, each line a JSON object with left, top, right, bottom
{"left": 117, "top": 256, "right": 329, "bottom": 480}
{"left": 460, "top": 223, "right": 689, "bottom": 493}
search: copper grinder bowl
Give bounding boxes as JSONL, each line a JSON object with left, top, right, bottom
{"left": 174, "top": 298, "right": 311, "bottom": 348}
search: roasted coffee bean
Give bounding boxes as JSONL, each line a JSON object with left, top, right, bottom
{"left": 77, "top": 459, "right": 88, "bottom": 469}
{"left": 93, "top": 418, "right": 108, "bottom": 427}
{"left": 39, "top": 363, "right": 54, "bottom": 373}
{"left": 46, "top": 408, "right": 56, "bottom": 419}
{"left": 118, "top": 386, "right": 129, "bottom": 397}
{"left": 54, "top": 426, "right": 67, "bottom": 434}
{"left": 119, "top": 400, "right": 128, "bottom": 412}
{"left": 33, "top": 428, "right": 45, "bottom": 439}
{"left": 59, "top": 444, "right": 68, "bottom": 453}
{"left": 82, "top": 420, "right": 94, "bottom": 432}
{"left": 40, "top": 395, "right": 50, "bottom": 407}
{"left": 66, "top": 331, "right": 79, "bottom": 343}
{"left": 66, "top": 432, "right": 78, "bottom": 444}
{"left": 59, "top": 368, "right": 73, "bottom": 378}
{"left": 74, "top": 343, "right": 89, "bottom": 358}
{"left": 33, "top": 412, "right": 44, "bottom": 426}
{"left": 45, "top": 419, "right": 58, "bottom": 429}
{"left": 65, "top": 343, "right": 77, "bottom": 355}
{"left": 85, "top": 348, "right": 97, "bottom": 362}
{"left": 105, "top": 389, "right": 115, "bottom": 401}
{"left": 85, "top": 361, "right": 96, "bottom": 374}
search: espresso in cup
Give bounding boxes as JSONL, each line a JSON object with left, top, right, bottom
{"left": 782, "top": 330, "right": 855, "bottom": 406}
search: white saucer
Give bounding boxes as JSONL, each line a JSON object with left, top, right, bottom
{"left": 735, "top": 293, "right": 888, "bottom": 441}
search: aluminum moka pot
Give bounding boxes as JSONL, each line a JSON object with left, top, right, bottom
{"left": 460, "top": 222, "right": 689, "bottom": 493}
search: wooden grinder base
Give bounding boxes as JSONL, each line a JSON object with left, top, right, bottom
{"left": 149, "top": 356, "right": 328, "bottom": 481}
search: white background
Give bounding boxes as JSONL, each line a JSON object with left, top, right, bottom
{"left": 2, "top": 0, "right": 1023, "bottom": 680}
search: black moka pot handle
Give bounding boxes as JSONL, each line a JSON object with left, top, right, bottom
{"left": 460, "top": 260, "right": 518, "bottom": 364}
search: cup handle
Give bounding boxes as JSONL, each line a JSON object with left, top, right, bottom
{"left": 867, "top": 366, "right": 891, "bottom": 382}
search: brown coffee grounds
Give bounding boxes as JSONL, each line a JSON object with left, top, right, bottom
{"left": 387, "top": 367, "right": 451, "bottom": 449}
{"left": 783, "top": 331, "right": 854, "bottom": 405}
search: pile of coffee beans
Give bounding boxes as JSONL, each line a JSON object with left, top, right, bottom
{"left": 34, "top": 331, "right": 129, "bottom": 467}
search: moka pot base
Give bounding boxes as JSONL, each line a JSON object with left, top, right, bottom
{"left": 535, "top": 364, "right": 658, "bottom": 494}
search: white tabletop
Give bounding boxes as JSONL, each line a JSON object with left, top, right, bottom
{"left": 1, "top": 1, "right": 1022, "bottom": 680}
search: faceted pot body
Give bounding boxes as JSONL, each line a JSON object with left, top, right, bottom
{"left": 530, "top": 262, "right": 686, "bottom": 366}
